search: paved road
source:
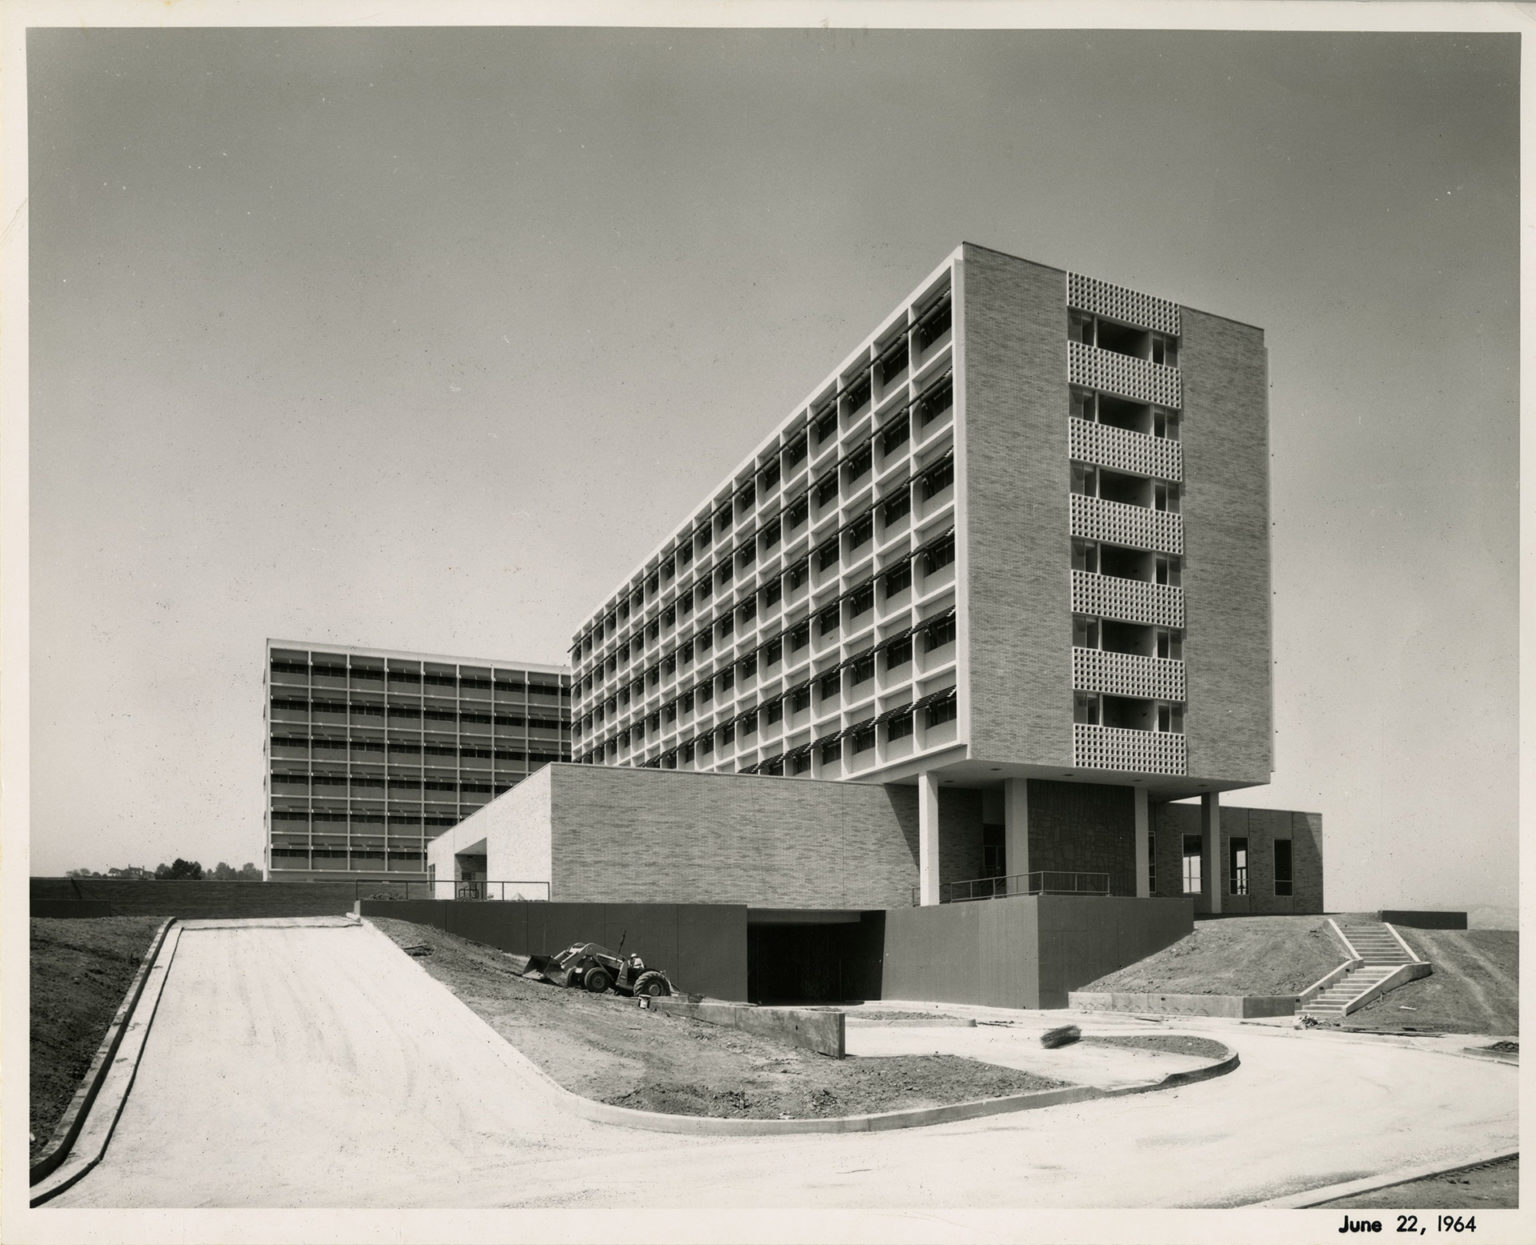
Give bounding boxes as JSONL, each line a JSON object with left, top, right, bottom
{"left": 54, "top": 921, "right": 1517, "bottom": 1209}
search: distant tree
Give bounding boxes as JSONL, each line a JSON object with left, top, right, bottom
{"left": 211, "top": 861, "right": 238, "bottom": 880}
{"left": 156, "top": 858, "right": 204, "bottom": 880}
{"left": 65, "top": 867, "right": 101, "bottom": 878}
{"left": 238, "top": 863, "right": 262, "bottom": 880}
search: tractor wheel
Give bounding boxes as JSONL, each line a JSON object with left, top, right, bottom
{"left": 584, "top": 967, "right": 611, "bottom": 994}
{"left": 633, "top": 971, "right": 671, "bottom": 998}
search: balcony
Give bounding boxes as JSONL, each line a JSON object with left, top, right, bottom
{"left": 1071, "top": 647, "right": 1185, "bottom": 702}
{"left": 1069, "top": 493, "right": 1183, "bottom": 556}
{"left": 1072, "top": 723, "right": 1186, "bottom": 777}
{"left": 1068, "top": 340, "right": 1181, "bottom": 408}
{"left": 1070, "top": 570, "right": 1183, "bottom": 628}
{"left": 1068, "top": 417, "right": 1182, "bottom": 482}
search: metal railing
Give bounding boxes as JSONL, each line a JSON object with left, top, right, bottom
{"left": 911, "top": 870, "right": 1111, "bottom": 906}
{"left": 353, "top": 879, "right": 551, "bottom": 903}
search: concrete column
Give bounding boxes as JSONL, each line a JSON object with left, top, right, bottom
{"left": 1133, "top": 787, "right": 1150, "bottom": 898}
{"left": 1003, "top": 778, "right": 1029, "bottom": 896}
{"left": 1201, "top": 791, "right": 1222, "bottom": 914}
{"left": 918, "top": 771, "right": 941, "bottom": 906}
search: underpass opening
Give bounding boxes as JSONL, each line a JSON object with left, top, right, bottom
{"left": 746, "top": 909, "right": 886, "bottom": 1005}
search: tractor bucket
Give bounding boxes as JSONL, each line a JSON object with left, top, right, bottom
{"left": 522, "top": 954, "right": 559, "bottom": 983}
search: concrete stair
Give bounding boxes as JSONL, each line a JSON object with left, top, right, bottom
{"left": 1299, "top": 923, "right": 1428, "bottom": 1019}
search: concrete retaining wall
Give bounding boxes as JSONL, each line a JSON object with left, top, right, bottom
{"left": 32, "top": 878, "right": 364, "bottom": 919}
{"left": 648, "top": 997, "right": 845, "bottom": 1058}
{"left": 1069, "top": 990, "right": 1296, "bottom": 1018}
{"left": 883, "top": 895, "right": 1192, "bottom": 1009}
{"left": 360, "top": 898, "right": 749, "bottom": 1001}
{"left": 1380, "top": 909, "right": 1468, "bottom": 930}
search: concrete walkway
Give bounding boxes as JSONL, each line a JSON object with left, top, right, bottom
{"left": 51, "top": 922, "right": 1517, "bottom": 1209}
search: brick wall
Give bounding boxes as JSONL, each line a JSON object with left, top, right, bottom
{"left": 959, "top": 245, "right": 1074, "bottom": 769}
{"left": 547, "top": 765, "right": 919, "bottom": 908}
{"left": 1151, "top": 802, "right": 1322, "bottom": 914}
{"left": 1027, "top": 779, "right": 1137, "bottom": 896}
{"left": 1178, "top": 310, "right": 1273, "bottom": 786}
{"left": 937, "top": 787, "right": 985, "bottom": 884}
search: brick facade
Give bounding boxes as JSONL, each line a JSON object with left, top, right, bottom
{"left": 960, "top": 245, "right": 1074, "bottom": 768}
{"left": 1177, "top": 311, "right": 1273, "bottom": 786}
{"left": 1151, "top": 802, "right": 1322, "bottom": 914}
{"left": 1027, "top": 778, "right": 1137, "bottom": 897}
{"left": 548, "top": 765, "right": 919, "bottom": 907}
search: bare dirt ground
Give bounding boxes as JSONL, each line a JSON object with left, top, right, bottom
{"left": 370, "top": 917, "right": 1068, "bottom": 1118}
{"left": 1084, "top": 915, "right": 1345, "bottom": 995}
{"left": 1082, "top": 1033, "right": 1228, "bottom": 1060}
{"left": 1312, "top": 1155, "right": 1518, "bottom": 1211}
{"left": 1345, "top": 930, "right": 1519, "bottom": 1036}
{"left": 30, "top": 916, "right": 164, "bottom": 1158}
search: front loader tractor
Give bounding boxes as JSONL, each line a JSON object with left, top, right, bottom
{"left": 524, "top": 938, "right": 674, "bottom": 998}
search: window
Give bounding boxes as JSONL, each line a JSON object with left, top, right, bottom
{"left": 1274, "top": 840, "right": 1293, "bottom": 897}
{"left": 820, "top": 738, "right": 842, "bottom": 765}
{"left": 923, "top": 614, "right": 956, "bottom": 651}
{"left": 1154, "top": 556, "right": 1180, "bottom": 587}
{"left": 877, "top": 336, "right": 908, "bottom": 385}
{"left": 1182, "top": 835, "right": 1203, "bottom": 895}
{"left": 784, "top": 435, "right": 809, "bottom": 471}
{"left": 817, "top": 605, "right": 840, "bottom": 637}
{"left": 848, "top": 582, "right": 874, "bottom": 617}
{"left": 920, "top": 456, "right": 954, "bottom": 500}
{"left": 761, "top": 520, "right": 781, "bottom": 552}
{"left": 850, "top": 654, "right": 875, "bottom": 684}
{"left": 1155, "top": 630, "right": 1182, "bottom": 660}
{"left": 1156, "top": 703, "right": 1184, "bottom": 733}
{"left": 1151, "top": 335, "right": 1178, "bottom": 367}
{"left": 844, "top": 443, "right": 872, "bottom": 486}
{"left": 1148, "top": 833, "right": 1157, "bottom": 895}
{"left": 846, "top": 512, "right": 874, "bottom": 550}
{"left": 926, "top": 694, "right": 957, "bottom": 729}
{"left": 882, "top": 490, "right": 911, "bottom": 526}
{"left": 1229, "top": 837, "right": 1248, "bottom": 896}
{"left": 1071, "top": 463, "right": 1098, "bottom": 497}
{"left": 1153, "top": 482, "right": 1179, "bottom": 513}
{"left": 785, "top": 495, "right": 809, "bottom": 529}
{"left": 790, "top": 684, "right": 811, "bottom": 713}
{"left": 815, "top": 473, "right": 840, "bottom": 507}
{"left": 763, "top": 637, "right": 782, "bottom": 666}
{"left": 885, "top": 636, "right": 912, "bottom": 669}
{"left": 880, "top": 415, "right": 910, "bottom": 456}
{"left": 1073, "top": 615, "right": 1100, "bottom": 649}
{"left": 1073, "top": 692, "right": 1100, "bottom": 725}
{"left": 819, "top": 672, "right": 842, "bottom": 700}
{"left": 765, "top": 699, "right": 784, "bottom": 724}
{"left": 1072, "top": 540, "right": 1100, "bottom": 574}
{"left": 790, "top": 750, "right": 812, "bottom": 775}
{"left": 882, "top": 561, "right": 912, "bottom": 597}
{"left": 1153, "top": 409, "right": 1179, "bottom": 440}
{"left": 759, "top": 458, "right": 780, "bottom": 493}
{"left": 813, "top": 403, "right": 838, "bottom": 444}
{"left": 739, "top": 654, "right": 756, "bottom": 679}
{"left": 922, "top": 533, "right": 955, "bottom": 575}
{"left": 786, "top": 558, "right": 809, "bottom": 590}
{"left": 790, "top": 622, "right": 810, "bottom": 651}
{"left": 915, "top": 296, "right": 951, "bottom": 351}
{"left": 886, "top": 710, "right": 914, "bottom": 741}
{"left": 844, "top": 373, "right": 871, "bottom": 413}
{"left": 720, "top": 722, "right": 735, "bottom": 745}
{"left": 816, "top": 538, "right": 840, "bottom": 571}
{"left": 851, "top": 724, "right": 876, "bottom": 753}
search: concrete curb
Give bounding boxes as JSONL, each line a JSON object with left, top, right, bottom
{"left": 1250, "top": 1148, "right": 1519, "bottom": 1209}
{"left": 30, "top": 921, "right": 184, "bottom": 1206}
{"left": 1071, "top": 990, "right": 1296, "bottom": 1019}
{"left": 846, "top": 1016, "right": 978, "bottom": 1028}
{"left": 363, "top": 918, "right": 1240, "bottom": 1136}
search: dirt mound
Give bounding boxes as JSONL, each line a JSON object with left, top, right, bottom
{"left": 370, "top": 918, "right": 1067, "bottom": 1118}
{"left": 1345, "top": 929, "right": 1518, "bottom": 1036}
{"left": 1084, "top": 916, "right": 1344, "bottom": 996}
{"left": 30, "top": 917, "right": 165, "bottom": 1158}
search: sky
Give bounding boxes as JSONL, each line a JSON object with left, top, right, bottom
{"left": 16, "top": 22, "right": 1519, "bottom": 919}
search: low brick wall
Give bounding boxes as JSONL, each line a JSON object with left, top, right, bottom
{"left": 1069, "top": 991, "right": 1296, "bottom": 1018}
{"left": 648, "top": 997, "right": 845, "bottom": 1058}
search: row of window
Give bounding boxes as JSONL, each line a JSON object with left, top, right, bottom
{"left": 269, "top": 700, "right": 565, "bottom": 731}
{"left": 270, "top": 848, "right": 426, "bottom": 862}
{"left": 271, "top": 810, "right": 453, "bottom": 828}
{"left": 272, "top": 775, "right": 511, "bottom": 793}
{"left": 577, "top": 526, "right": 956, "bottom": 718}
{"left": 592, "top": 687, "right": 959, "bottom": 769}
{"left": 269, "top": 736, "right": 564, "bottom": 763}
{"left": 575, "top": 453, "right": 955, "bottom": 686}
{"left": 270, "top": 660, "right": 568, "bottom": 696}
{"left": 573, "top": 300, "right": 953, "bottom": 662}
{"left": 579, "top": 609, "right": 957, "bottom": 751}
{"left": 1177, "top": 836, "right": 1294, "bottom": 897}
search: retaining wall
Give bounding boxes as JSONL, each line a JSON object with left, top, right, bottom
{"left": 648, "top": 997, "right": 845, "bottom": 1058}
{"left": 1069, "top": 990, "right": 1296, "bottom": 1018}
{"left": 32, "top": 878, "right": 364, "bottom": 919}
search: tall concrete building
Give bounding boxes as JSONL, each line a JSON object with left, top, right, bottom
{"left": 265, "top": 641, "right": 571, "bottom": 882}
{"left": 559, "top": 243, "right": 1316, "bottom": 914}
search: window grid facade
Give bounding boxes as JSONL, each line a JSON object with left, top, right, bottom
{"left": 266, "top": 643, "right": 572, "bottom": 879}
{"left": 569, "top": 274, "right": 962, "bottom": 780}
